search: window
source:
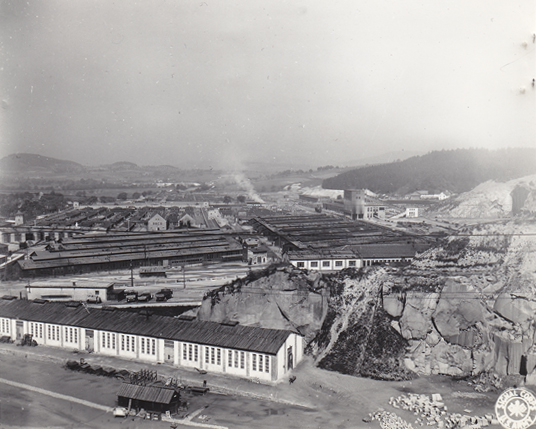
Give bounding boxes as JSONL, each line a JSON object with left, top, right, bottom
{"left": 112, "top": 334, "right": 115, "bottom": 349}
{"left": 56, "top": 326, "right": 60, "bottom": 340}
{"left": 335, "top": 261, "right": 343, "bottom": 267}
{"left": 348, "top": 260, "right": 356, "bottom": 267}
{"left": 131, "top": 336, "right": 134, "bottom": 352}
{"left": 194, "top": 345, "right": 198, "bottom": 362}
{"left": 240, "top": 351, "right": 244, "bottom": 369}
{"left": 265, "top": 355, "right": 270, "bottom": 373}
{"left": 310, "top": 261, "right": 318, "bottom": 268}
{"left": 126, "top": 336, "right": 130, "bottom": 352}
{"left": 259, "top": 355, "right": 263, "bottom": 372}
{"left": 74, "top": 329, "right": 77, "bottom": 344}
{"left": 69, "top": 328, "right": 73, "bottom": 343}
{"left": 217, "top": 348, "right": 221, "bottom": 366}
{"left": 322, "top": 261, "right": 330, "bottom": 267}
{"left": 211, "top": 347, "right": 215, "bottom": 365}
{"left": 234, "top": 351, "right": 239, "bottom": 368}
{"left": 252, "top": 354, "right": 257, "bottom": 371}
{"left": 183, "top": 343, "right": 187, "bottom": 360}
{"left": 228, "top": 350, "right": 232, "bottom": 367}
{"left": 39, "top": 324, "right": 42, "bottom": 338}
{"left": 102, "top": 332, "right": 106, "bottom": 348}
{"left": 142, "top": 338, "right": 145, "bottom": 354}
{"left": 121, "top": 335, "right": 125, "bottom": 351}
{"left": 297, "top": 261, "right": 305, "bottom": 268}
{"left": 205, "top": 347, "right": 210, "bottom": 364}
{"left": 151, "top": 339, "right": 155, "bottom": 355}
{"left": 188, "top": 344, "right": 192, "bottom": 361}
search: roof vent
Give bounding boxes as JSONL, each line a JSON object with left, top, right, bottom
{"left": 65, "top": 302, "right": 81, "bottom": 308}
{"left": 221, "top": 320, "right": 239, "bottom": 327}
{"left": 178, "top": 315, "right": 195, "bottom": 321}
{"left": 33, "top": 299, "right": 47, "bottom": 304}
{"left": 1, "top": 295, "right": 17, "bottom": 301}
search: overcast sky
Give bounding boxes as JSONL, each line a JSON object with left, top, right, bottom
{"left": 0, "top": 1, "right": 534, "bottom": 169}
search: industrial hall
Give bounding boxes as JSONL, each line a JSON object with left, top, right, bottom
{"left": 0, "top": 297, "right": 303, "bottom": 383}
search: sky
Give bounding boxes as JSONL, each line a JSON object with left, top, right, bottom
{"left": 0, "top": 0, "right": 534, "bottom": 170}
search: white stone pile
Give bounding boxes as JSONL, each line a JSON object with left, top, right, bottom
{"left": 386, "top": 393, "right": 494, "bottom": 428}
{"left": 368, "top": 409, "right": 414, "bottom": 429}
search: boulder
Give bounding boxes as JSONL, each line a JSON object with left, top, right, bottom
{"left": 494, "top": 293, "right": 534, "bottom": 326}
{"left": 433, "top": 281, "right": 485, "bottom": 339}
{"left": 399, "top": 294, "right": 439, "bottom": 340}
{"left": 383, "top": 292, "right": 404, "bottom": 317}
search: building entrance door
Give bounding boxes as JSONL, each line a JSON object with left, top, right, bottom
{"left": 85, "top": 330, "right": 94, "bottom": 352}
{"left": 164, "top": 340, "right": 174, "bottom": 363}
{"left": 16, "top": 321, "right": 23, "bottom": 340}
{"left": 287, "top": 345, "right": 293, "bottom": 371}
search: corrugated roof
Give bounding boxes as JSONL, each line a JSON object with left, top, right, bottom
{"left": 117, "top": 383, "right": 176, "bottom": 404}
{"left": 0, "top": 299, "right": 293, "bottom": 354}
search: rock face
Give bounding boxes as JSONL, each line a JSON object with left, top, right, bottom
{"left": 197, "top": 218, "right": 536, "bottom": 383}
{"left": 384, "top": 220, "right": 536, "bottom": 379}
{"left": 196, "top": 265, "right": 328, "bottom": 342}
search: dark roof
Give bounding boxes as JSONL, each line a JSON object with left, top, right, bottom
{"left": 117, "top": 383, "right": 176, "bottom": 404}
{"left": 0, "top": 299, "right": 294, "bottom": 355}
{"left": 288, "top": 249, "right": 358, "bottom": 260}
{"left": 353, "top": 244, "right": 416, "bottom": 259}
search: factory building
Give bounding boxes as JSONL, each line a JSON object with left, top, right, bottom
{"left": 9, "top": 230, "right": 245, "bottom": 279}
{"left": 0, "top": 298, "right": 303, "bottom": 383}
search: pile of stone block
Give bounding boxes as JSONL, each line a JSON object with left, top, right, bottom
{"left": 367, "top": 409, "right": 414, "bottom": 429}
{"left": 386, "top": 393, "right": 495, "bottom": 428}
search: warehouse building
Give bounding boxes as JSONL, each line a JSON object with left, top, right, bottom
{"left": 9, "top": 230, "right": 245, "bottom": 279}
{"left": 0, "top": 298, "right": 303, "bottom": 382}
{"left": 25, "top": 280, "right": 119, "bottom": 303}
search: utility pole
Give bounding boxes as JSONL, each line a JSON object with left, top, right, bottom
{"left": 130, "top": 260, "right": 134, "bottom": 288}
{"left": 182, "top": 264, "right": 186, "bottom": 289}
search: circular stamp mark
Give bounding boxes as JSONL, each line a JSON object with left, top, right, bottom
{"left": 495, "top": 387, "right": 536, "bottom": 429}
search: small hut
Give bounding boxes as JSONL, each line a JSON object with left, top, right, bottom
{"left": 117, "top": 383, "right": 180, "bottom": 414}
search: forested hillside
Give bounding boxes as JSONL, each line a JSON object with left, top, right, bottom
{"left": 322, "top": 148, "right": 536, "bottom": 194}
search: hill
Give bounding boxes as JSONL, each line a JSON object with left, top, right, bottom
{"left": 0, "top": 153, "right": 87, "bottom": 175}
{"left": 322, "top": 148, "right": 536, "bottom": 195}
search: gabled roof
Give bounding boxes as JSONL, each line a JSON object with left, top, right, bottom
{"left": 0, "top": 299, "right": 295, "bottom": 355}
{"left": 117, "top": 383, "right": 176, "bottom": 404}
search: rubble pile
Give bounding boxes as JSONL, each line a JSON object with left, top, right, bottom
{"left": 468, "top": 372, "right": 503, "bottom": 392}
{"left": 367, "top": 409, "right": 414, "bottom": 429}
{"left": 387, "top": 393, "right": 495, "bottom": 428}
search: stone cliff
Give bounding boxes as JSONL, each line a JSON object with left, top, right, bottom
{"left": 197, "top": 219, "right": 536, "bottom": 382}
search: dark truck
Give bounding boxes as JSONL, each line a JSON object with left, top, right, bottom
{"left": 155, "top": 288, "right": 173, "bottom": 302}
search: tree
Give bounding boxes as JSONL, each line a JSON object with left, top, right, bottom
{"left": 223, "top": 195, "right": 233, "bottom": 204}
{"left": 132, "top": 192, "right": 141, "bottom": 200}
{"left": 117, "top": 192, "right": 128, "bottom": 200}
{"left": 237, "top": 195, "right": 247, "bottom": 203}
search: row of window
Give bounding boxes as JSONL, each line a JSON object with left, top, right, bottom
{"left": 121, "top": 335, "right": 136, "bottom": 353}
{"left": 30, "top": 322, "right": 43, "bottom": 339}
{"left": 252, "top": 353, "right": 270, "bottom": 373}
{"left": 102, "top": 332, "right": 116, "bottom": 349}
{"left": 228, "top": 350, "right": 245, "bottom": 369}
{"left": 48, "top": 325, "right": 61, "bottom": 341}
{"left": 205, "top": 347, "right": 222, "bottom": 366}
{"left": 296, "top": 260, "right": 357, "bottom": 268}
{"left": 183, "top": 343, "right": 199, "bottom": 362}
{"left": 64, "top": 326, "right": 78, "bottom": 344}
{"left": 1, "top": 318, "right": 10, "bottom": 334}
{"left": 141, "top": 337, "right": 156, "bottom": 355}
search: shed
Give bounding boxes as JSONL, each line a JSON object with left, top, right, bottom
{"left": 117, "top": 383, "right": 180, "bottom": 413}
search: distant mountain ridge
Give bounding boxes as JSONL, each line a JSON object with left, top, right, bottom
{"left": 0, "top": 153, "right": 86, "bottom": 174}
{"left": 322, "top": 148, "right": 536, "bottom": 194}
